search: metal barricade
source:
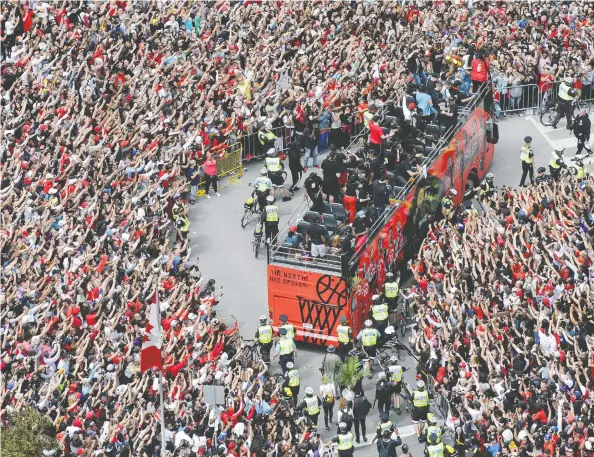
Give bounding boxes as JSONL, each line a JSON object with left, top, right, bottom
{"left": 241, "top": 125, "right": 289, "bottom": 161}
{"left": 198, "top": 141, "right": 243, "bottom": 187}
{"left": 497, "top": 83, "right": 540, "bottom": 115}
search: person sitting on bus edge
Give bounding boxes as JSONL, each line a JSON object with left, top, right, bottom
{"left": 283, "top": 226, "right": 305, "bottom": 249}
{"left": 369, "top": 294, "right": 390, "bottom": 343}
{"left": 284, "top": 361, "right": 300, "bottom": 406}
{"left": 357, "top": 320, "right": 381, "bottom": 372}
{"left": 255, "top": 315, "right": 273, "bottom": 365}
{"left": 382, "top": 272, "right": 399, "bottom": 324}
{"left": 336, "top": 316, "right": 354, "bottom": 362}
{"left": 548, "top": 146, "right": 567, "bottom": 180}
{"left": 573, "top": 107, "right": 593, "bottom": 156}
{"left": 373, "top": 411, "right": 394, "bottom": 444}
{"left": 297, "top": 386, "right": 322, "bottom": 428}
{"left": 535, "top": 167, "right": 553, "bottom": 185}
{"left": 326, "top": 422, "right": 355, "bottom": 457}
{"left": 253, "top": 168, "right": 273, "bottom": 211}
{"left": 265, "top": 148, "right": 291, "bottom": 202}
{"left": 552, "top": 76, "right": 577, "bottom": 130}
{"left": 412, "top": 379, "right": 430, "bottom": 441}
{"left": 278, "top": 314, "right": 295, "bottom": 340}
{"left": 477, "top": 173, "right": 495, "bottom": 201}
{"left": 260, "top": 195, "right": 280, "bottom": 245}
{"left": 387, "top": 356, "right": 408, "bottom": 414}
{"left": 441, "top": 189, "right": 456, "bottom": 220}
{"left": 274, "top": 327, "right": 297, "bottom": 373}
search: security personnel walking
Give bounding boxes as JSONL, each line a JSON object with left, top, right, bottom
{"left": 265, "top": 149, "right": 291, "bottom": 202}
{"left": 284, "top": 361, "right": 300, "bottom": 405}
{"left": 519, "top": 136, "right": 535, "bottom": 187}
{"left": 382, "top": 272, "right": 399, "bottom": 323}
{"left": 573, "top": 108, "right": 593, "bottom": 156}
{"left": 425, "top": 436, "right": 445, "bottom": 457}
{"left": 552, "top": 76, "right": 577, "bottom": 129}
{"left": 274, "top": 327, "right": 297, "bottom": 373}
{"left": 549, "top": 146, "right": 567, "bottom": 180}
{"left": 369, "top": 295, "right": 389, "bottom": 341}
{"left": 260, "top": 195, "right": 280, "bottom": 244}
{"left": 297, "top": 387, "right": 322, "bottom": 428}
{"left": 374, "top": 412, "right": 394, "bottom": 443}
{"left": 278, "top": 314, "right": 295, "bottom": 340}
{"left": 535, "top": 167, "right": 553, "bottom": 184}
{"left": 441, "top": 190, "right": 456, "bottom": 220}
{"left": 328, "top": 422, "right": 355, "bottom": 457}
{"left": 425, "top": 415, "right": 442, "bottom": 444}
{"left": 357, "top": 320, "right": 381, "bottom": 371}
{"left": 336, "top": 316, "right": 353, "bottom": 362}
{"left": 478, "top": 173, "right": 495, "bottom": 200}
{"left": 387, "top": 356, "right": 407, "bottom": 414}
{"left": 258, "top": 124, "right": 277, "bottom": 151}
{"left": 255, "top": 315, "right": 273, "bottom": 364}
{"left": 412, "top": 380, "right": 430, "bottom": 440}
{"left": 575, "top": 158, "right": 587, "bottom": 182}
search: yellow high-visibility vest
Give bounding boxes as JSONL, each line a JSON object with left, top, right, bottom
{"left": 384, "top": 282, "right": 399, "bottom": 298}
{"left": 280, "top": 324, "right": 295, "bottom": 340}
{"left": 520, "top": 146, "right": 533, "bottom": 163}
{"left": 279, "top": 338, "right": 294, "bottom": 355}
{"left": 413, "top": 390, "right": 429, "bottom": 407}
{"left": 265, "top": 205, "right": 279, "bottom": 222}
{"left": 479, "top": 181, "right": 490, "bottom": 196}
{"left": 391, "top": 366, "right": 403, "bottom": 382}
{"left": 372, "top": 304, "right": 389, "bottom": 321}
{"left": 549, "top": 153, "right": 561, "bottom": 169}
{"left": 337, "top": 433, "right": 354, "bottom": 450}
{"left": 558, "top": 83, "right": 574, "bottom": 101}
{"left": 427, "top": 443, "right": 445, "bottom": 457}
{"left": 379, "top": 421, "right": 393, "bottom": 433}
{"left": 304, "top": 396, "right": 320, "bottom": 415}
{"left": 361, "top": 328, "right": 377, "bottom": 347}
{"left": 178, "top": 216, "right": 190, "bottom": 233}
{"left": 576, "top": 167, "right": 587, "bottom": 179}
{"left": 337, "top": 325, "right": 351, "bottom": 344}
{"left": 287, "top": 369, "right": 300, "bottom": 387}
{"left": 258, "top": 325, "right": 273, "bottom": 344}
{"left": 259, "top": 129, "right": 276, "bottom": 145}
{"left": 265, "top": 157, "right": 282, "bottom": 172}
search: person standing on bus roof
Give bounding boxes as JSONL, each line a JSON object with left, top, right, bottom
{"left": 278, "top": 314, "right": 295, "bottom": 340}
{"left": 274, "top": 327, "right": 297, "bottom": 373}
{"left": 336, "top": 316, "right": 354, "bottom": 362}
{"left": 519, "top": 136, "right": 535, "bottom": 187}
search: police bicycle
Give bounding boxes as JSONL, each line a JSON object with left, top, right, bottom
{"left": 253, "top": 222, "right": 264, "bottom": 258}
{"left": 540, "top": 97, "right": 591, "bottom": 127}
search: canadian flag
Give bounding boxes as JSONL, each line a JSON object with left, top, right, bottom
{"left": 141, "top": 290, "right": 163, "bottom": 372}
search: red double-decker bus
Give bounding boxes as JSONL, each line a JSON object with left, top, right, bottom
{"left": 267, "top": 84, "right": 499, "bottom": 345}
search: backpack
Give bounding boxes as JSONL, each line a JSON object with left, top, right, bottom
{"left": 376, "top": 380, "right": 390, "bottom": 398}
{"left": 377, "top": 439, "right": 392, "bottom": 457}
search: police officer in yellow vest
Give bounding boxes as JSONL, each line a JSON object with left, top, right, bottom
{"left": 259, "top": 124, "right": 277, "bottom": 149}
{"left": 374, "top": 412, "right": 394, "bottom": 443}
{"left": 274, "top": 327, "right": 297, "bottom": 373}
{"left": 175, "top": 214, "right": 191, "bottom": 241}
{"left": 369, "top": 294, "right": 389, "bottom": 341}
{"left": 382, "top": 272, "right": 399, "bottom": 323}
{"left": 412, "top": 380, "right": 430, "bottom": 440}
{"left": 575, "top": 158, "right": 587, "bottom": 182}
{"left": 336, "top": 316, "right": 353, "bottom": 362}
{"left": 357, "top": 320, "right": 381, "bottom": 371}
{"left": 260, "top": 195, "right": 280, "bottom": 244}
{"left": 425, "top": 414, "right": 442, "bottom": 444}
{"left": 265, "top": 148, "right": 291, "bottom": 202}
{"left": 284, "top": 361, "right": 300, "bottom": 405}
{"left": 552, "top": 76, "right": 577, "bottom": 130}
{"left": 478, "top": 173, "right": 495, "bottom": 201}
{"left": 519, "top": 136, "right": 535, "bottom": 187}
{"left": 255, "top": 315, "right": 273, "bottom": 364}
{"left": 549, "top": 146, "right": 567, "bottom": 180}
{"left": 441, "top": 189, "right": 456, "bottom": 220}
{"left": 425, "top": 436, "right": 445, "bottom": 457}
{"left": 297, "top": 386, "right": 322, "bottom": 428}
{"left": 278, "top": 314, "right": 295, "bottom": 340}
{"left": 327, "top": 422, "right": 355, "bottom": 457}
{"left": 388, "top": 356, "right": 408, "bottom": 414}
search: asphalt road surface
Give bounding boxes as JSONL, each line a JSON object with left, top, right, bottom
{"left": 187, "top": 111, "right": 593, "bottom": 457}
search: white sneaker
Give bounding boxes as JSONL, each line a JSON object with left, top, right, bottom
{"left": 206, "top": 194, "right": 211, "bottom": 199}
{"left": 215, "top": 192, "right": 221, "bottom": 197}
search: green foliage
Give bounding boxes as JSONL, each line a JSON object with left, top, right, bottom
{"left": 337, "top": 356, "right": 368, "bottom": 390}
{"left": 1, "top": 407, "right": 58, "bottom": 457}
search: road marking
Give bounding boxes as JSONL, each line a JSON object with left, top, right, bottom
{"left": 353, "top": 426, "right": 417, "bottom": 449}
{"left": 528, "top": 116, "right": 555, "bottom": 148}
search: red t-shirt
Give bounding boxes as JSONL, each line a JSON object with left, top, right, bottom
{"left": 368, "top": 121, "right": 383, "bottom": 145}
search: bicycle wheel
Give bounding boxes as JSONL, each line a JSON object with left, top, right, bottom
{"left": 400, "top": 316, "right": 406, "bottom": 337}
{"left": 540, "top": 107, "right": 557, "bottom": 126}
{"left": 254, "top": 238, "right": 261, "bottom": 258}
{"left": 241, "top": 208, "right": 252, "bottom": 228}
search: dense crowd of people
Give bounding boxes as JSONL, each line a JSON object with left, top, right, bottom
{"left": 408, "top": 176, "right": 594, "bottom": 457}
{"left": 1, "top": 1, "right": 594, "bottom": 457}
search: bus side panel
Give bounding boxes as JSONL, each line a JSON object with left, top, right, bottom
{"left": 347, "top": 191, "right": 415, "bottom": 336}
{"left": 268, "top": 265, "right": 348, "bottom": 346}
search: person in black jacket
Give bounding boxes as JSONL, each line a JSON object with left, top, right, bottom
{"left": 373, "top": 176, "right": 390, "bottom": 218}
{"left": 287, "top": 142, "right": 305, "bottom": 193}
{"left": 573, "top": 108, "right": 592, "bottom": 156}
{"left": 352, "top": 391, "right": 372, "bottom": 444}
{"left": 304, "top": 172, "right": 323, "bottom": 211}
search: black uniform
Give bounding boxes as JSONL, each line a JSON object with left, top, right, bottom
{"left": 573, "top": 113, "right": 592, "bottom": 156}
{"left": 304, "top": 173, "right": 324, "bottom": 209}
